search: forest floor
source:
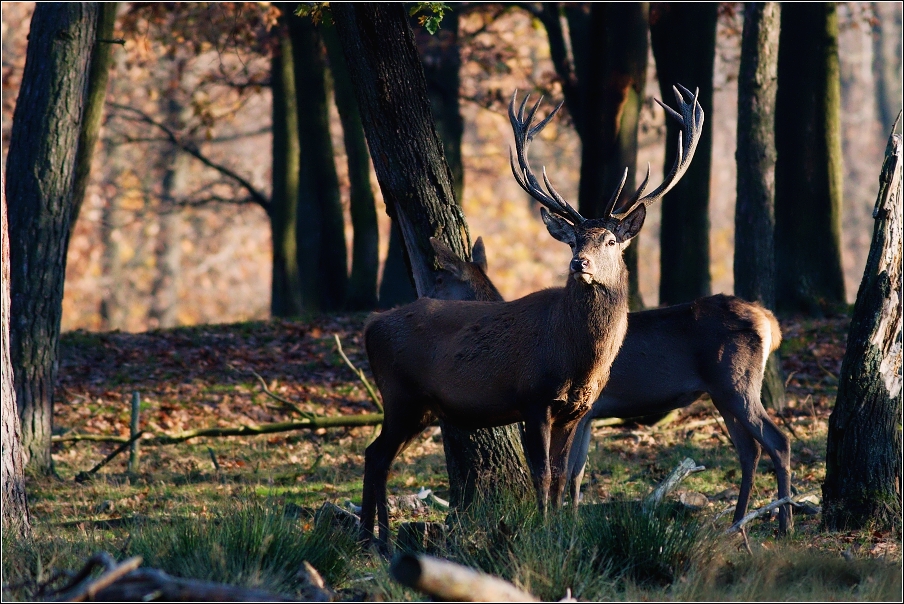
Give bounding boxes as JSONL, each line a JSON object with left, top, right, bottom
{"left": 4, "top": 309, "right": 902, "bottom": 601}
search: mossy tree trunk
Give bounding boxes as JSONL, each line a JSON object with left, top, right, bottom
{"left": 822, "top": 122, "right": 902, "bottom": 531}
{"left": 289, "top": 16, "right": 347, "bottom": 312}
{"left": 322, "top": 22, "right": 379, "bottom": 311}
{"left": 331, "top": 3, "right": 532, "bottom": 508}
{"left": 270, "top": 20, "right": 303, "bottom": 318}
{"left": 649, "top": 2, "right": 716, "bottom": 306}
{"left": 735, "top": 2, "right": 784, "bottom": 410}
{"left": 774, "top": 3, "right": 845, "bottom": 314}
{"left": 6, "top": 3, "right": 99, "bottom": 473}
{"left": 70, "top": 2, "right": 118, "bottom": 237}
{"left": 2, "top": 175, "right": 30, "bottom": 538}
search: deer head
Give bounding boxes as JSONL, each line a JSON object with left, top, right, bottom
{"left": 509, "top": 85, "right": 704, "bottom": 286}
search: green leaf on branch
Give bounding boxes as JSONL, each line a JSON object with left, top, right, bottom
{"left": 409, "top": 2, "right": 451, "bottom": 35}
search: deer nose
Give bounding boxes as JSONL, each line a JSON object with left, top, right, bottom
{"left": 570, "top": 257, "right": 590, "bottom": 273}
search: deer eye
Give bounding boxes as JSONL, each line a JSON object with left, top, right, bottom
{"left": 606, "top": 238, "right": 616, "bottom": 247}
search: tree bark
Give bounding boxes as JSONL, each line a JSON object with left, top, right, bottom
{"left": 270, "top": 22, "right": 303, "bottom": 318}
{"left": 822, "top": 122, "right": 902, "bottom": 531}
{"left": 735, "top": 2, "right": 785, "bottom": 410}
{"left": 650, "top": 3, "right": 716, "bottom": 306}
{"left": 331, "top": 3, "right": 532, "bottom": 508}
{"left": 290, "top": 16, "right": 347, "bottom": 312}
{"left": 2, "top": 173, "right": 31, "bottom": 539}
{"left": 6, "top": 3, "right": 99, "bottom": 473}
{"left": 378, "top": 224, "right": 418, "bottom": 308}
{"left": 70, "top": 2, "right": 118, "bottom": 237}
{"left": 322, "top": 22, "right": 379, "bottom": 311}
{"left": 872, "top": 2, "right": 903, "bottom": 133}
{"left": 774, "top": 3, "right": 845, "bottom": 314}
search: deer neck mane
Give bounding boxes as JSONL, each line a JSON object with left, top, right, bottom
{"left": 562, "top": 269, "right": 629, "bottom": 351}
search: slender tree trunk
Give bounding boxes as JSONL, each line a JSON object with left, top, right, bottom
{"left": 650, "top": 3, "right": 716, "bottom": 306}
{"left": 331, "top": 3, "right": 532, "bottom": 508}
{"left": 149, "top": 94, "right": 187, "bottom": 329}
{"left": 290, "top": 16, "right": 347, "bottom": 312}
{"left": 534, "top": 3, "right": 646, "bottom": 309}
{"left": 379, "top": 225, "right": 418, "bottom": 308}
{"left": 735, "top": 2, "right": 784, "bottom": 410}
{"left": 872, "top": 2, "right": 903, "bottom": 133}
{"left": 774, "top": 3, "right": 845, "bottom": 314}
{"left": 270, "top": 24, "right": 303, "bottom": 318}
{"left": 2, "top": 174, "right": 30, "bottom": 538}
{"left": 576, "top": 3, "right": 648, "bottom": 310}
{"left": 822, "top": 122, "right": 902, "bottom": 531}
{"left": 70, "top": 2, "right": 118, "bottom": 237}
{"left": 6, "top": 3, "right": 99, "bottom": 473}
{"left": 100, "top": 144, "right": 129, "bottom": 330}
{"left": 322, "top": 22, "right": 379, "bottom": 311}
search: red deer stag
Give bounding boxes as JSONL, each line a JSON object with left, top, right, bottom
{"left": 428, "top": 245, "right": 793, "bottom": 535}
{"left": 360, "top": 86, "right": 704, "bottom": 550}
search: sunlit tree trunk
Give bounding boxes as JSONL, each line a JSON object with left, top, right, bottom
{"left": 650, "top": 2, "right": 716, "bottom": 306}
{"left": 332, "top": 3, "right": 532, "bottom": 508}
{"left": 2, "top": 174, "right": 30, "bottom": 538}
{"left": 774, "top": 3, "right": 845, "bottom": 314}
{"left": 823, "top": 123, "right": 902, "bottom": 531}
{"left": 735, "top": 2, "right": 784, "bottom": 410}
{"left": 872, "top": 2, "right": 903, "bottom": 133}
{"left": 6, "top": 3, "right": 99, "bottom": 473}
{"left": 270, "top": 23, "right": 303, "bottom": 318}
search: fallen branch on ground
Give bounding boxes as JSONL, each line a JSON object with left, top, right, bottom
{"left": 643, "top": 458, "right": 706, "bottom": 510}
{"left": 724, "top": 491, "right": 820, "bottom": 534}
{"left": 75, "top": 432, "right": 145, "bottom": 482}
{"left": 391, "top": 553, "right": 538, "bottom": 602}
{"left": 47, "top": 552, "right": 142, "bottom": 602}
{"left": 53, "top": 414, "right": 384, "bottom": 445}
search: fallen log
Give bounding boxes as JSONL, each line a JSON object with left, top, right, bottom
{"left": 643, "top": 457, "right": 706, "bottom": 510}
{"left": 391, "top": 553, "right": 537, "bottom": 602}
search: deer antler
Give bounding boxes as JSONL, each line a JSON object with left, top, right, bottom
{"left": 609, "top": 84, "right": 705, "bottom": 220}
{"left": 508, "top": 91, "right": 585, "bottom": 225}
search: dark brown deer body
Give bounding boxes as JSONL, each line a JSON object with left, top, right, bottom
{"left": 430, "top": 245, "right": 793, "bottom": 534}
{"left": 359, "top": 88, "right": 704, "bottom": 550}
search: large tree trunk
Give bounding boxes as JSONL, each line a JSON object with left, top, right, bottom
{"left": 774, "top": 3, "right": 845, "bottom": 314}
{"left": 270, "top": 23, "right": 303, "bottom": 318}
{"left": 290, "top": 16, "right": 347, "bottom": 312}
{"left": 735, "top": 2, "right": 785, "bottom": 411}
{"left": 2, "top": 174, "right": 30, "bottom": 538}
{"left": 650, "top": 3, "right": 716, "bottom": 306}
{"left": 322, "top": 22, "right": 379, "bottom": 311}
{"left": 6, "top": 3, "right": 99, "bottom": 473}
{"left": 70, "top": 2, "right": 118, "bottom": 237}
{"left": 872, "top": 2, "right": 903, "bottom": 133}
{"left": 822, "top": 122, "right": 902, "bottom": 531}
{"left": 331, "top": 3, "right": 532, "bottom": 508}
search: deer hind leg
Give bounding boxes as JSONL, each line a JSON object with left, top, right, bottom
{"left": 717, "top": 392, "right": 793, "bottom": 534}
{"left": 567, "top": 415, "right": 594, "bottom": 508}
{"left": 714, "top": 405, "right": 762, "bottom": 528}
{"left": 522, "top": 403, "right": 553, "bottom": 516}
{"left": 359, "top": 403, "right": 433, "bottom": 553}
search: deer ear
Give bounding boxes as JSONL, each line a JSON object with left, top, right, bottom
{"left": 613, "top": 204, "right": 646, "bottom": 242}
{"left": 471, "top": 237, "right": 488, "bottom": 272}
{"left": 430, "top": 237, "right": 466, "bottom": 277}
{"left": 541, "top": 208, "right": 576, "bottom": 247}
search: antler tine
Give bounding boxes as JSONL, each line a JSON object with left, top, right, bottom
{"left": 611, "top": 83, "right": 705, "bottom": 220}
{"left": 601, "top": 168, "right": 628, "bottom": 218}
{"left": 508, "top": 91, "right": 584, "bottom": 224}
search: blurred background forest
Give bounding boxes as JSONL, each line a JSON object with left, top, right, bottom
{"left": 2, "top": 2, "right": 901, "bottom": 333}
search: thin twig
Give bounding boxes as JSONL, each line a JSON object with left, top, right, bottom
{"left": 240, "top": 365, "right": 314, "bottom": 419}
{"left": 334, "top": 334, "right": 383, "bottom": 412}
{"left": 777, "top": 412, "right": 801, "bottom": 441}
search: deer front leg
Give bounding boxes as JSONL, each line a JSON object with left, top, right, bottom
{"left": 522, "top": 403, "right": 553, "bottom": 516}
{"left": 568, "top": 414, "right": 594, "bottom": 508}
{"left": 549, "top": 419, "right": 581, "bottom": 508}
